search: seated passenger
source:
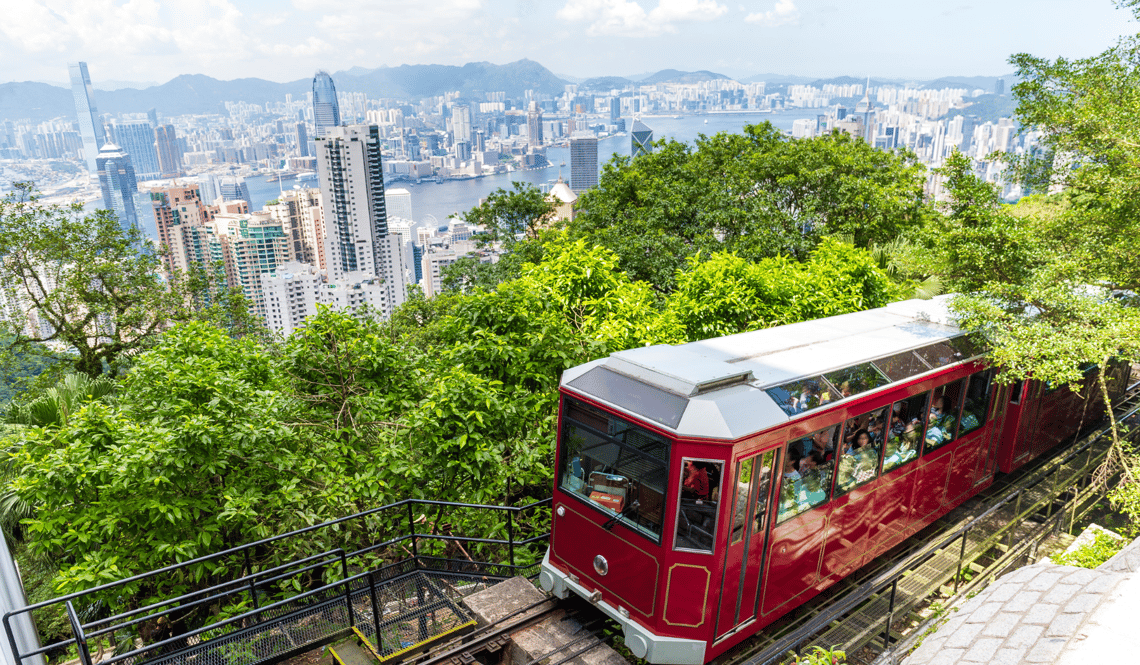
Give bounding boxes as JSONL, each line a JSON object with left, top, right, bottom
{"left": 810, "top": 428, "right": 837, "bottom": 462}
{"left": 845, "top": 429, "right": 872, "bottom": 455}
{"left": 928, "top": 396, "right": 956, "bottom": 445}
{"left": 682, "top": 460, "right": 710, "bottom": 502}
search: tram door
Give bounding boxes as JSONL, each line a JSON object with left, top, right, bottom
{"left": 714, "top": 450, "right": 776, "bottom": 641}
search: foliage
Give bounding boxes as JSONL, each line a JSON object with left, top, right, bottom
{"left": 570, "top": 123, "right": 932, "bottom": 292}
{"left": 667, "top": 238, "right": 897, "bottom": 340}
{"left": 0, "top": 184, "right": 185, "bottom": 376}
{"left": 9, "top": 322, "right": 305, "bottom": 600}
{"left": 1052, "top": 530, "right": 1127, "bottom": 568}
{"left": 786, "top": 645, "right": 846, "bottom": 665}
{"left": 4, "top": 373, "right": 116, "bottom": 427}
{"left": 455, "top": 181, "right": 555, "bottom": 242}
{"left": 927, "top": 151, "right": 1041, "bottom": 293}
{"left": 1005, "top": 1, "right": 1140, "bottom": 291}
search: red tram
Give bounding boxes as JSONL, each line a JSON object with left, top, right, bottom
{"left": 538, "top": 296, "right": 1129, "bottom": 664}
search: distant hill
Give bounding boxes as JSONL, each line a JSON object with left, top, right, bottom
{"left": 0, "top": 59, "right": 567, "bottom": 123}
{"left": 923, "top": 74, "right": 1017, "bottom": 92}
{"left": 641, "top": 69, "right": 729, "bottom": 84}
{"left": 0, "top": 81, "right": 75, "bottom": 124}
{"left": 578, "top": 76, "right": 634, "bottom": 91}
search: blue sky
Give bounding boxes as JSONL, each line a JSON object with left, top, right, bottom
{"left": 0, "top": 0, "right": 1134, "bottom": 85}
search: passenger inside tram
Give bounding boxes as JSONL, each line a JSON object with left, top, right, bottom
{"left": 676, "top": 459, "right": 723, "bottom": 552}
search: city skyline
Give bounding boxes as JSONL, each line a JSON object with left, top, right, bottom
{"left": 2, "top": 1, "right": 1134, "bottom": 86}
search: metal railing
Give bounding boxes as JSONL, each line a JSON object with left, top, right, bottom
{"left": 4, "top": 496, "right": 550, "bottom": 665}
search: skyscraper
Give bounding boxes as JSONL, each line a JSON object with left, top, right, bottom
{"left": 316, "top": 124, "right": 403, "bottom": 287}
{"left": 218, "top": 176, "right": 251, "bottom": 204}
{"left": 296, "top": 122, "right": 310, "bottom": 157}
{"left": 111, "top": 121, "right": 160, "bottom": 179}
{"left": 96, "top": 144, "right": 139, "bottom": 234}
{"left": 68, "top": 62, "right": 106, "bottom": 175}
{"left": 155, "top": 125, "right": 182, "bottom": 176}
{"left": 569, "top": 133, "right": 598, "bottom": 194}
{"left": 452, "top": 105, "right": 472, "bottom": 143}
{"left": 312, "top": 71, "right": 341, "bottom": 137}
{"left": 631, "top": 120, "right": 653, "bottom": 158}
{"left": 527, "top": 102, "right": 544, "bottom": 147}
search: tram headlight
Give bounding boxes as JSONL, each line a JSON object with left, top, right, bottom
{"left": 593, "top": 555, "right": 609, "bottom": 576}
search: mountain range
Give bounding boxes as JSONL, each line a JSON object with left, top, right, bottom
{"left": 0, "top": 59, "right": 1016, "bottom": 125}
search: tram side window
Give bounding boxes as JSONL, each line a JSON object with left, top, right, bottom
{"left": 883, "top": 392, "right": 930, "bottom": 473}
{"left": 778, "top": 427, "right": 837, "bottom": 523}
{"left": 559, "top": 397, "right": 670, "bottom": 543}
{"left": 675, "top": 459, "right": 724, "bottom": 553}
{"left": 958, "top": 370, "right": 994, "bottom": 438}
{"left": 925, "top": 379, "right": 966, "bottom": 453}
{"left": 836, "top": 406, "right": 888, "bottom": 495}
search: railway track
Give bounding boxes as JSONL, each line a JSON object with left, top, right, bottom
{"left": 375, "top": 596, "right": 613, "bottom": 665}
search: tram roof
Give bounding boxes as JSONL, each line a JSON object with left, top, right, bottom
{"left": 562, "top": 295, "right": 981, "bottom": 440}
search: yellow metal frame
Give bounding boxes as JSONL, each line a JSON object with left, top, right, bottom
{"left": 352, "top": 621, "right": 477, "bottom": 664}
{"left": 662, "top": 563, "right": 710, "bottom": 627}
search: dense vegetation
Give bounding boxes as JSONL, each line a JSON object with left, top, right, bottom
{"left": 5, "top": 5, "right": 1140, "bottom": 652}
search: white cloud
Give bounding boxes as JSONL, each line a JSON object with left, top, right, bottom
{"left": 744, "top": 0, "right": 800, "bottom": 26}
{"left": 557, "top": 0, "right": 727, "bottom": 37}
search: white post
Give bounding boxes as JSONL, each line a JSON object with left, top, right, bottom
{"left": 0, "top": 528, "right": 45, "bottom": 665}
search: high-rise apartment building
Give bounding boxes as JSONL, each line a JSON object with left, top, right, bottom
{"left": 110, "top": 121, "right": 160, "bottom": 179}
{"left": 95, "top": 144, "right": 140, "bottom": 234}
{"left": 315, "top": 124, "right": 406, "bottom": 314}
{"left": 312, "top": 71, "right": 341, "bottom": 137}
{"left": 527, "top": 102, "right": 544, "bottom": 147}
{"left": 211, "top": 212, "right": 292, "bottom": 316}
{"left": 68, "top": 62, "right": 106, "bottom": 175}
{"left": 452, "top": 105, "right": 472, "bottom": 143}
{"left": 155, "top": 125, "right": 182, "bottom": 177}
{"left": 264, "top": 188, "right": 325, "bottom": 270}
{"left": 631, "top": 120, "right": 653, "bottom": 158}
{"left": 569, "top": 133, "right": 599, "bottom": 194}
{"left": 150, "top": 184, "right": 221, "bottom": 273}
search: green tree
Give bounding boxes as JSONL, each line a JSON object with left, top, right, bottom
{"left": 456, "top": 181, "right": 556, "bottom": 242}
{"left": 1006, "top": 0, "right": 1140, "bottom": 290}
{"left": 924, "top": 150, "right": 1041, "bottom": 293}
{"left": 570, "top": 123, "right": 932, "bottom": 292}
{"left": 0, "top": 184, "right": 187, "bottom": 376}
{"left": 9, "top": 322, "right": 307, "bottom": 599}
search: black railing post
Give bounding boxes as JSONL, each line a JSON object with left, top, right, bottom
{"left": 507, "top": 509, "right": 516, "bottom": 568}
{"left": 342, "top": 551, "right": 355, "bottom": 629}
{"left": 407, "top": 502, "right": 419, "bottom": 564}
{"left": 882, "top": 579, "right": 898, "bottom": 649}
{"left": 368, "top": 570, "right": 382, "bottom": 646}
{"left": 4, "top": 614, "right": 26, "bottom": 665}
{"left": 65, "top": 601, "right": 93, "bottom": 665}
{"left": 954, "top": 528, "right": 969, "bottom": 593}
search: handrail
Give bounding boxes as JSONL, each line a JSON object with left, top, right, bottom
{"left": 6, "top": 496, "right": 550, "bottom": 617}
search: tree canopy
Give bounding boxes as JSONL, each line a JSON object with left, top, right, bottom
{"left": 568, "top": 122, "right": 932, "bottom": 292}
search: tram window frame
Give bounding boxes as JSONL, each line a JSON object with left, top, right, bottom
{"left": 728, "top": 458, "right": 755, "bottom": 545}
{"left": 958, "top": 370, "right": 994, "bottom": 438}
{"left": 673, "top": 457, "right": 725, "bottom": 554}
{"left": 776, "top": 426, "right": 838, "bottom": 524}
{"left": 1009, "top": 380, "right": 1025, "bottom": 405}
{"left": 558, "top": 396, "right": 671, "bottom": 544}
{"left": 835, "top": 406, "right": 889, "bottom": 497}
{"left": 923, "top": 379, "right": 966, "bottom": 454}
{"left": 883, "top": 391, "right": 929, "bottom": 473}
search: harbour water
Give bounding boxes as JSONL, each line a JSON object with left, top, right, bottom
{"left": 244, "top": 109, "right": 820, "bottom": 229}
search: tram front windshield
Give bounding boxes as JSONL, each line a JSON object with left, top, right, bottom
{"left": 559, "top": 396, "right": 670, "bottom": 543}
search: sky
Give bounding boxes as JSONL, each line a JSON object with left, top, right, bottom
{"left": 0, "top": 0, "right": 1134, "bottom": 86}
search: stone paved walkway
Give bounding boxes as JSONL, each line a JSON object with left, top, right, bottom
{"left": 902, "top": 535, "right": 1140, "bottom": 665}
